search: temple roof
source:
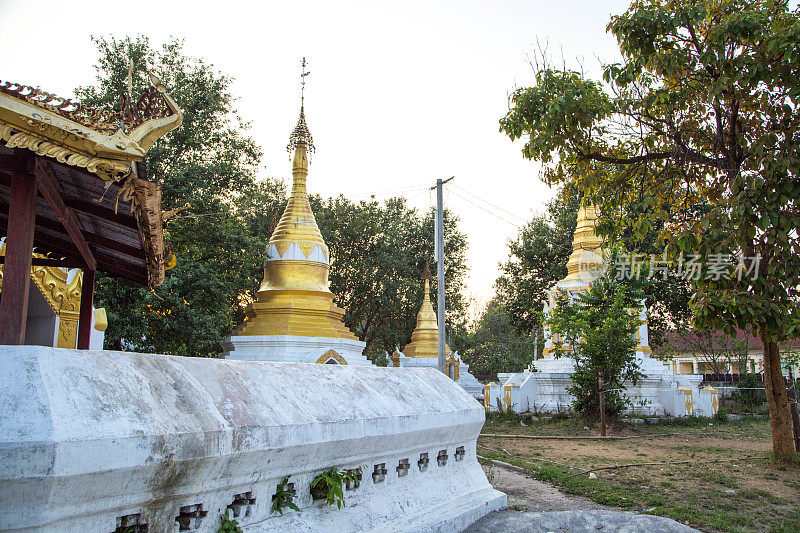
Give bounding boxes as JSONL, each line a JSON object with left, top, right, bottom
{"left": 0, "top": 73, "right": 183, "bottom": 288}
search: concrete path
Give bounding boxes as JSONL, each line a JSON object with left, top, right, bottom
{"left": 464, "top": 509, "right": 700, "bottom": 532}
{"left": 470, "top": 461, "right": 700, "bottom": 532}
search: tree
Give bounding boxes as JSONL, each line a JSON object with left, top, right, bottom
{"left": 311, "top": 195, "right": 469, "bottom": 358}
{"left": 663, "top": 327, "right": 752, "bottom": 375}
{"left": 78, "top": 36, "right": 283, "bottom": 356}
{"left": 495, "top": 186, "right": 579, "bottom": 338}
{"left": 546, "top": 279, "right": 643, "bottom": 419}
{"left": 501, "top": 0, "right": 800, "bottom": 458}
{"left": 459, "top": 299, "right": 536, "bottom": 379}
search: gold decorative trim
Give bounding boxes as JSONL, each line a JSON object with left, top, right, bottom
{"left": 446, "top": 353, "right": 460, "bottom": 381}
{"left": 0, "top": 244, "right": 83, "bottom": 348}
{"left": 0, "top": 124, "right": 130, "bottom": 182}
{"left": 316, "top": 349, "right": 347, "bottom": 365}
{"left": 0, "top": 74, "right": 182, "bottom": 180}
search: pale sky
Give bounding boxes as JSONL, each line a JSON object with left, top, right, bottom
{"left": 0, "top": 0, "right": 630, "bottom": 314}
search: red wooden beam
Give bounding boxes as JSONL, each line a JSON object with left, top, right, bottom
{"left": 0, "top": 199, "right": 146, "bottom": 260}
{"left": 33, "top": 158, "right": 96, "bottom": 271}
{"left": 0, "top": 217, "right": 148, "bottom": 285}
{"left": 0, "top": 172, "right": 139, "bottom": 229}
{"left": 62, "top": 194, "right": 139, "bottom": 229}
{"left": 0, "top": 172, "right": 37, "bottom": 345}
{"left": 76, "top": 268, "right": 95, "bottom": 350}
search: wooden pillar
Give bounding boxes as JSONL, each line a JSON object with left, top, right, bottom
{"left": 76, "top": 268, "right": 95, "bottom": 349}
{"left": 0, "top": 172, "right": 37, "bottom": 345}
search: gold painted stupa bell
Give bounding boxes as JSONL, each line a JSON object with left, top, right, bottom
{"left": 402, "top": 268, "right": 451, "bottom": 358}
{"left": 234, "top": 106, "right": 357, "bottom": 340}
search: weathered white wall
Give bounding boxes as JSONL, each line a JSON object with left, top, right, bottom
{"left": 0, "top": 346, "right": 504, "bottom": 532}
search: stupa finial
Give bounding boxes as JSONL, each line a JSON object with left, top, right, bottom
{"left": 287, "top": 57, "right": 315, "bottom": 153}
{"left": 422, "top": 260, "right": 432, "bottom": 281}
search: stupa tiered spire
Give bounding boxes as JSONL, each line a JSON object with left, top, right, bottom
{"left": 563, "top": 201, "right": 604, "bottom": 283}
{"left": 402, "top": 263, "right": 451, "bottom": 358}
{"left": 233, "top": 60, "right": 356, "bottom": 340}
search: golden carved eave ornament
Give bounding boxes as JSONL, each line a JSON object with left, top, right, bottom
{"left": 0, "top": 74, "right": 183, "bottom": 182}
{"left": 0, "top": 243, "right": 96, "bottom": 349}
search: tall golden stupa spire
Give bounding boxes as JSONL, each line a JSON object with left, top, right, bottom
{"left": 234, "top": 60, "right": 357, "bottom": 340}
{"left": 402, "top": 264, "right": 451, "bottom": 358}
{"left": 563, "top": 201, "right": 604, "bottom": 283}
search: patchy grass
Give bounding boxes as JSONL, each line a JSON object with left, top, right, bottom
{"left": 480, "top": 416, "right": 799, "bottom": 532}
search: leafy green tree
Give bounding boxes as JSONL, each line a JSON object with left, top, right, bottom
{"left": 460, "top": 299, "right": 536, "bottom": 379}
{"left": 495, "top": 187, "right": 579, "bottom": 338}
{"left": 546, "top": 279, "right": 643, "bottom": 419}
{"left": 496, "top": 186, "right": 691, "bottom": 354}
{"left": 312, "top": 195, "right": 469, "bottom": 357}
{"left": 501, "top": 0, "right": 800, "bottom": 457}
{"left": 78, "top": 36, "right": 282, "bottom": 356}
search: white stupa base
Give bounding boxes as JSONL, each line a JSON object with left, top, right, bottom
{"left": 221, "top": 334, "right": 373, "bottom": 366}
{"left": 487, "top": 354, "right": 703, "bottom": 417}
{"left": 532, "top": 352, "right": 671, "bottom": 376}
{"left": 395, "top": 354, "right": 484, "bottom": 400}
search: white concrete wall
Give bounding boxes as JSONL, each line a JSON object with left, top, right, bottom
{"left": 0, "top": 346, "right": 505, "bottom": 532}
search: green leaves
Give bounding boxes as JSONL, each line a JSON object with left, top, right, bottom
{"left": 271, "top": 476, "right": 300, "bottom": 516}
{"left": 84, "top": 36, "right": 277, "bottom": 356}
{"left": 217, "top": 509, "right": 242, "bottom": 533}
{"left": 503, "top": 0, "right": 800, "bottom": 456}
{"left": 499, "top": 70, "right": 612, "bottom": 183}
{"left": 313, "top": 196, "right": 469, "bottom": 358}
{"left": 546, "top": 279, "right": 643, "bottom": 419}
{"left": 310, "top": 468, "right": 353, "bottom": 510}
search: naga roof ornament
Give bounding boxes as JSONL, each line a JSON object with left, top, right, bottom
{"left": 0, "top": 65, "right": 183, "bottom": 182}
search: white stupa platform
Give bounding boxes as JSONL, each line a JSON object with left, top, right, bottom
{"left": 222, "top": 334, "right": 373, "bottom": 366}
{"left": 489, "top": 354, "right": 703, "bottom": 417}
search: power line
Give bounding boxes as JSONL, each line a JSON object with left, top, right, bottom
{"left": 450, "top": 184, "right": 529, "bottom": 224}
{"left": 448, "top": 188, "right": 521, "bottom": 228}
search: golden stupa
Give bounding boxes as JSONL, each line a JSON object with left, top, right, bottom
{"left": 234, "top": 106, "right": 357, "bottom": 340}
{"left": 401, "top": 267, "right": 451, "bottom": 358}
{"left": 562, "top": 202, "right": 604, "bottom": 283}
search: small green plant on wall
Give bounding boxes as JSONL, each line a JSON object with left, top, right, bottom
{"left": 310, "top": 467, "right": 363, "bottom": 509}
{"left": 271, "top": 476, "right": 300, "bottom": 516}
{"left": 217, "top": 509, "right": 242, "bottom": 533}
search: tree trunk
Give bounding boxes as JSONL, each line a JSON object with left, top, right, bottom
{"left": 762, "top": 337, "right": 794, "bottom": 458}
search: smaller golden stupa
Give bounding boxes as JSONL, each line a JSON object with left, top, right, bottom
{"left": 401, "top": 264, "right": 451, "bottom": 358}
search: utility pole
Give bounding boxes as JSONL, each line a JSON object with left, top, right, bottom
{"left": 599, "top": 371, "right": 607, "bottom": 437}
{"left": 434, "top": 176, "right": 454, "bottom": 374}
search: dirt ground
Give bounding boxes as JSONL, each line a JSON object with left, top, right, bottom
{"left": 478, "top": 416, "right": 800, "bottom": 532}
{"left": 481, "top": 462, "right": 608, "bottom": 512}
